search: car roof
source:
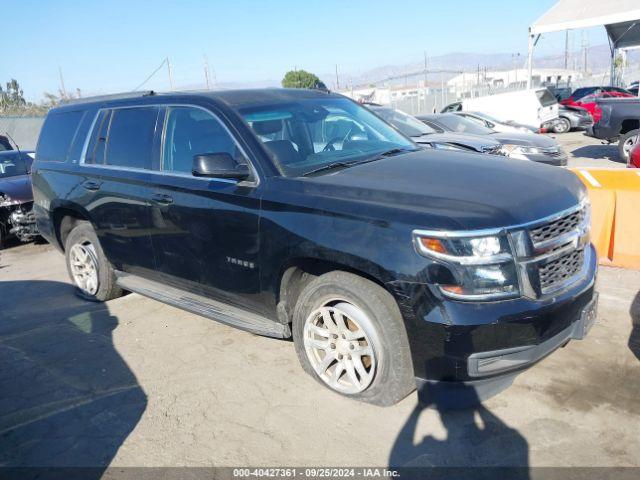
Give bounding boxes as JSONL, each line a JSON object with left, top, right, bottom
{"left": 56, "top": 88, "right": 343, "bottom": 112}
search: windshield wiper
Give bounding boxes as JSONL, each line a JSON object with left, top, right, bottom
{"left": 302, "top": 148, "right": 417, "bottom": 177}
{"left": 302, "top": 161, "right": 360, "bottom": 177}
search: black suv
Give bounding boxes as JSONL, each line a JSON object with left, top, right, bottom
{"left": 32, "top": 89, "right": 598, "bottom": 406}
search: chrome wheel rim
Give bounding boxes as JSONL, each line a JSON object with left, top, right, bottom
{"left": 556, "top": 119, "right": 570, "bottom": 133}
{"left": 623, "top": 136, "right": 637, "bottom": 156}
{"left": 303, "top": 301, "right": 378, "bottom": 394}
{"left": 69, "top": 241, "right": 99, "bottom": 295}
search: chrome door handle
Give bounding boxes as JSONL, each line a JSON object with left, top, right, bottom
{"left": 83, "top": 180, "right": 101, "bottom": 191}
{"left": 151, "top": 193, "right": 173, "bottom": 205}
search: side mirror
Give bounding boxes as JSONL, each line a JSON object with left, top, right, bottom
{"left": 192, "top": 153, "right": 250, "bottom": 180}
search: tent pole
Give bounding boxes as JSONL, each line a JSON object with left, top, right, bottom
{"left": 527, "top": 33, "right": 534, "bottom": 89}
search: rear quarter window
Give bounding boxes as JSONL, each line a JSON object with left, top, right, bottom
{"left": 36, "top": 110, "right": 87, "bottom": 162}
{"left": 536, "top": 89, "right": 558, "bottom": 107}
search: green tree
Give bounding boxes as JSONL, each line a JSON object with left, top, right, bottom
{"left": 0, "top": 79, "right": 27, "bottom": 110}
{"left": 281, "top": 69, "right": 321, "bottom": 89}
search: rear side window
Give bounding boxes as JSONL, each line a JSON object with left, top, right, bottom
{"left": 536, "top": 89, "right": 557, "bottom": 107}
{"left": 85, "top": 107, "right": 159, "bottom": 169}
{"left": 105, "top": 107, "right": 158, "bottom": 169}
{"left": 37, "top": 110, "right": 85, "bottom": 162}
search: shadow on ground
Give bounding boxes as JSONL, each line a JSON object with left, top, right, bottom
{"left": 389, "top": 384, "right": 530, "bottom": 478}
{"left": 571, "top": 144, "right": 624, "bottom": 163}
{"left": 0, "top": 280, "right": 146, "bottom": 474}
{"left": 630, "top": 291, "right": 640, "bottom": 362}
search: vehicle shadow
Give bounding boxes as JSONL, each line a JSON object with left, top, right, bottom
{"left": 0, "top": 280, "right": 147, "bottom": 475}
{"left": 571, "top": 144, "right": 624, "bottom": 163}
{"left": 389, "top": 384, "right": 529, "bottom": 479}
{"left": 629, "top": 291, "right": 640, "bottom": 362}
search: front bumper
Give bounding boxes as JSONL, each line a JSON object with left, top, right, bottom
{"left": 7, "top": 203, "right": 38, "bottom": 241}
{"left": 390, "top": 238, "right": 597, "bottom": 385}
{"left": 467, "top": 291, "right": 598, "bottom": 377}
{"left": 413, "top": 290, "right": 598, "bottom": 407}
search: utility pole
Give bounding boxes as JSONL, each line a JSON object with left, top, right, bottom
{"left": 581, "top": 31, "right": 588, "bottom": 73}
{"left": 564, "top": 30, "right": 569, "bottom": 69}
{"left": 58, "top": 66, "right": 67, "bottom": 99}
{"left": 166, "top": 57, "right": 174, "bottom": 90}
{"left": 335, "top": 65, "right": 340, "bottom": 90}
{"left": 423, "top": 51, "right": 428, "bottom": 87}
{"left": 203, "top": 55, "right": 211, "bottom": 90}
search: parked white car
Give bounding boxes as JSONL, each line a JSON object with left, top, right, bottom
{"left": 442, "top": 88, "right": 559, "bottom": 131}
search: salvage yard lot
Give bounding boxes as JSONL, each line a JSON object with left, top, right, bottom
{"left": 1, "top": 237, "right": 639, "bottom": 468}
{"left": 559, "top": 130, "right": 628, "bottom": 169}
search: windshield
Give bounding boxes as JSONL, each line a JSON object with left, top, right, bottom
{"left": 372, "top": 107, "right": 436, "bottom": 137}
{"left": 469, "top": 111, "right": 503, "bottom": 124}
{"left": 0, "top": 154, "right": 30, "bottom": 178}
{"left": 240, "top": 97, "right": 416, "bottom": 176}
{"left": 436, "top": 114, "right": 494, "bottom": 135}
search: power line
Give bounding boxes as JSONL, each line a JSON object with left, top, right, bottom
{"left": 132, "top": 58, "right": 167, "bottom": 91}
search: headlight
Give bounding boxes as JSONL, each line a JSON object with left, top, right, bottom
{"left": 0, "top": 194, "right": 21, "bottom": 207}
{"left": 500, "top": 144, "right": 560, "bottom": 160}
{"left": 413, "top": 230, "right": 519, "bottom": 300}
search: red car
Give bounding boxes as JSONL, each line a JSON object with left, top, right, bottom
{"left": 629, "top": 138, "right": 640, "bottom": 168}
{"left": 561, "top": 91, "right": 635, "bottom": 123}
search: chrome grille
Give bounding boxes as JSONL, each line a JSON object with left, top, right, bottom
{"left": 539, "top": 249, "right": 584, "bottom": 292}
{"left": 529, "top": 208, "right": 585, "bottom": 245}
{"left": 482, "top": 145, "right": 504, "bottom": 155}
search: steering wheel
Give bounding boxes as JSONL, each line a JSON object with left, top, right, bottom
{"left": 323, "top": 125, "right": 360, "bottom": 152}
{"left": 322, "top": 136, "right": 344, "bottom": 152}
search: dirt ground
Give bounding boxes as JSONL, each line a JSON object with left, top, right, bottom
{"left": 0, "top": 239, "right": 638, "bottom": 469}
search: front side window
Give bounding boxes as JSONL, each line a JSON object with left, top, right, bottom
{"left": 240, "top": 97, "right": 416, "bottom": 177}
{"left": 162, "top": 106, "right": 244, "bottom": 173}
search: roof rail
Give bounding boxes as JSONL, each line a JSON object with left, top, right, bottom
{"left": 61, "top": 90, "right": 156, "bottom": 105}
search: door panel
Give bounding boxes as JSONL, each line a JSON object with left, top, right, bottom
{"left": 81, "top": 168, "right": 158, "bottom": 275}
{"left": 147, "top": 174, "right": 264, "bottom": 314}
{"left": 148, "top": 105, "right": 265, "bottom": 315}
{"left": 80, "top": 106, "right": 161, "bottom": 275}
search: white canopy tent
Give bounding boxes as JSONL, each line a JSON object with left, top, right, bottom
{"left": 528, "top": 0, "right": 640, "bottom": 91}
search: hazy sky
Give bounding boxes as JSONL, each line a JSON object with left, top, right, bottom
{"left": 4, "top": 0, "right": 607, "bottom": 101}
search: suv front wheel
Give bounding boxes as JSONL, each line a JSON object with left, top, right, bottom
{"left": 64, "top": 221, "right": 122, "bottom": 302}
{"left": 292, "top": 271, "right": 415, "bottom": 406}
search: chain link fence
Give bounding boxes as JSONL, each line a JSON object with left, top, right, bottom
{"left": 0, "top": 116, "right": 45, "bottom": 150}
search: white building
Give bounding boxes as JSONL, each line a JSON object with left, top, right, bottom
{"left": 447, "top": 68, "right": 582, "bottom": 91}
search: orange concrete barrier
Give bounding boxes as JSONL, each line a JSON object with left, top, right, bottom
{"left": 571, "top": 168, "right": 640, "bottom": 270}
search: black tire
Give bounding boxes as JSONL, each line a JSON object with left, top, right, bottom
{"left": 553, "top": 117, "right": 571, "bottom": 134}
{"left": 292, "top": 271, "right": 415, "bottom": 406}
{"left": 619, "top": 129, "right": 639, "bottom": 163}
{"left": 64, "top": 221, "right": 122, "bottom": 302}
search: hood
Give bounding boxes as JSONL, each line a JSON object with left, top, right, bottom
{"left": 488, "top": 132, "right": 558, "bottom": 147}
{"left": 0, "top": 175, "right": 33, "bottom": 203}
{"left": 299, "top": 149, "right": 584, "bottom": 231}
{"left": 412, "top": 132, "right": 500, "bottom": 151}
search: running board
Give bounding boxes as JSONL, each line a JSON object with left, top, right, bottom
{"left": 116, "top": 272, "right": 289, "bottom": 338}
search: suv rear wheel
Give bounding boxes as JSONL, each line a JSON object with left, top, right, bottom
{"left": 64, "top": 221, "right": 122, "bottom": 302}
{"left": 292, "top": 271, "right": 414, "bottom": 406}
{"left": 619, "top": 129, "right": 639, "bottom": 162}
